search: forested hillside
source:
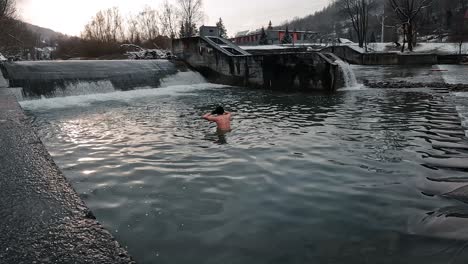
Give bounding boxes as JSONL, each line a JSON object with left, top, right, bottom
{"left": 278, "top": 0, "right": 467, "bottom": 43}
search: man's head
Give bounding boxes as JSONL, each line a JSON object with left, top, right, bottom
{"left": 212, "top": 106, "right": 225, "bottom": 115}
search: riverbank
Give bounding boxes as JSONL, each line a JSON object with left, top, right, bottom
{"left": 0, "top": 87, "right": 135, "bottom": 263}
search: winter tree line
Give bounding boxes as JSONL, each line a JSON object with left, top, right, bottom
{"left": 2, "top": 0, "right": 467, "bottom": 59}
{"left": 56, "top": 0, "right": 211, "bottom": 59}
{"left": 280, "top": 0, "right": 467, "bottom": 52}
{"left": 1, "top": 0, "right": 228, "bottom": 59}
{"left": 0, "top": 0, "right": 44, "bottom": 58}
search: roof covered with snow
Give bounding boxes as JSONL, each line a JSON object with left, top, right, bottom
{"left": 346, "top": 42, "right": 468, "bottom": 55}
{"left": 240, "top": 45, "right": 303, "bottom": 50}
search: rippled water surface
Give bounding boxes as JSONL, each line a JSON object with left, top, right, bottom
{"left": 23, "top": 84, "right": 468, "bottom": 264}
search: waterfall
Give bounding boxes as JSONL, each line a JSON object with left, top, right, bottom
{"left": 3, "top": 60, "right": 179, "bottom": 98}
{"left": 335, "top": 59, "right": 361, "bottom": 90}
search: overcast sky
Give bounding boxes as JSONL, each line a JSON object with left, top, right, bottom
{"left": 17, "top": 0, "right": 330, "bottom": 36}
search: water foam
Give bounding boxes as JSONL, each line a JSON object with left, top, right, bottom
{"left": 20, "top": 83, "right": 226, "bottom": 111}
{"left": 160, "top": 71, "right": 208, "bottom": 87}
{"left": 335, "top": 60, "right": 365, "bottom": 91}
{"left": 20, "top": 71, "right": 226, "bottom": 111}
{"left": 52, "top": 80, "right": 116, "bottom": 98}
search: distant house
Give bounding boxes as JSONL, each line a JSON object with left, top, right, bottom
{"left": 232, "top": 29, "right": 318, "bottom": 46}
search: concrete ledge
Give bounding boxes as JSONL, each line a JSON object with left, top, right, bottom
{"left": 0, "top": 89, "right": 135, "bottom": 263}
{"left": 322, "top": 45, "right": 467, "bottom": 65}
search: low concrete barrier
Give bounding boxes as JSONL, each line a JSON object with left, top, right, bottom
{"left": 322, "top": 45, "right": 467, "bottom": 65}
{"left": 0, "top": 88, "right": 135, "bottom": 263}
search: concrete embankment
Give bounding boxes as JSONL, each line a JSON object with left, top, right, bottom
{"left": 0, "top": 86, "right": 135, "bottom": 263}
{"left": 322, "top": 45, "right": 467, "bottom": 65}
{"left": 172, "top": 36, "right": 343, "bottom": 92}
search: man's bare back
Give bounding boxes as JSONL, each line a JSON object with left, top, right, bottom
{"left": 203, "top": 106, "right": 232, "bottom": 131}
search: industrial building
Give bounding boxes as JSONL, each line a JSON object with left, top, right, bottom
{"left": 233, "top": 29, "right": 317, "bottom": 46}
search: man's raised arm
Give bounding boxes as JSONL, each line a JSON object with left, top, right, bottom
{"left": 203, "top": 113, "right": 217, "bottom": 122}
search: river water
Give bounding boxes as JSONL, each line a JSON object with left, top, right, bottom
{"left": 21, "top": 69, "right": 468, "bottom": 264}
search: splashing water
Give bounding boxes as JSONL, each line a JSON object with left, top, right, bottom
{"left": 335, "top": 60, "right": 363, "bottom": 91}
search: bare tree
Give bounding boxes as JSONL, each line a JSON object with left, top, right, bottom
{"left": 159, "top": 1, "right": 179, "bottom": 39}
{"left": 137, "top": 6, "right": 159, "bottom": 41}
{"left": 389, "top": 0, "right": 432, "bottom": 52}
{"left": 450, "top": 2, "right": 468, "bottom": 59}
{"left": 82, "top": 7, "right": 125, "bottom": 43}
{"left": 0, "top": 0, "right": 16, "bottom": 21}
{"left": 339, "top": 0, "right": 375, "bottom": 49}
{"left": 177, "top": 0, "right": 204, "bottom": 37}
{"left": 126, "top": 14, "right": 141, "bottom": 44}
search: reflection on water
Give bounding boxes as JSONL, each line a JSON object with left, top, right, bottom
{"left": 23, "top": 86, "right": 468, "bottom": 264}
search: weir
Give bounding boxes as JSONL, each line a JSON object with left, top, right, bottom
{"left": 1, "top": 60, "right": 179, "bottom": 98}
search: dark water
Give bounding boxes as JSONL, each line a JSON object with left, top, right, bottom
{"left": 22, "top": 84, "right": 468, "bottom": 264}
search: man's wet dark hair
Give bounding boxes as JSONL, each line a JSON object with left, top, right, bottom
{"left": 212, "top": 106, "right": 225, "bottom": 115}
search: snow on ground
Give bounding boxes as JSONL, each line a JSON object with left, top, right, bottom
{"left": 0, "top": 53, "right": 6, "bottom": 61}
{"left": 121, "top": 44, "right": 174, "bottom": 60}
{"left": 126, "top": 49, "right": 173, "bottom": 60}
{"left": 240, "top": 45, "right": 297, "bottom": 50}
{"left": 347, "top": 42, "right": 468, "bottom": 54}
{"left": 241, "top": 42, "right": 467, "bottom": 54}
{"left": 338, "top": 38, "right": 354, "bottom": 44}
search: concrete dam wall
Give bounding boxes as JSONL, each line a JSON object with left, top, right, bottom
{"left": 1, "top": 60, "right": 179, "bottom": 98}
{"left": 172, "top": 37, "right": 344, "bottom": 92}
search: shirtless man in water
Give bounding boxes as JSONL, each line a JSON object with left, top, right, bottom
{"left": 203, "top": 106, "right": 232, "bottom": 132}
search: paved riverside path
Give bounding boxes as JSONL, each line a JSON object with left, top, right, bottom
{"left": 0, "top": 88, "right": 135, "bottom": 263}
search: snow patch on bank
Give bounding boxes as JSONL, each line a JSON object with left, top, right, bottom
{"left": 240, "top": 45, "right": 295, "bottom": 50}
{"left": 343, "top": 43, "right": 468, "bottom": 54}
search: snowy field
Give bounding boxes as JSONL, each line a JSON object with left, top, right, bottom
{"left": 240, "top": 45, "right": 296, "bottom": 50}
{"left": 350, "top": 42, "right": 468, "bottom": 54}
{"left": 239, "top": 42, "right": 468, "bottom": 54}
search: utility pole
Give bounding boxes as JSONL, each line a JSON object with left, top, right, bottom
{"left": 381, "top": 8, "right": 386, "bottom": 43}
{"left": 381, "top": 16, "right": 385, "bottom": 43}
